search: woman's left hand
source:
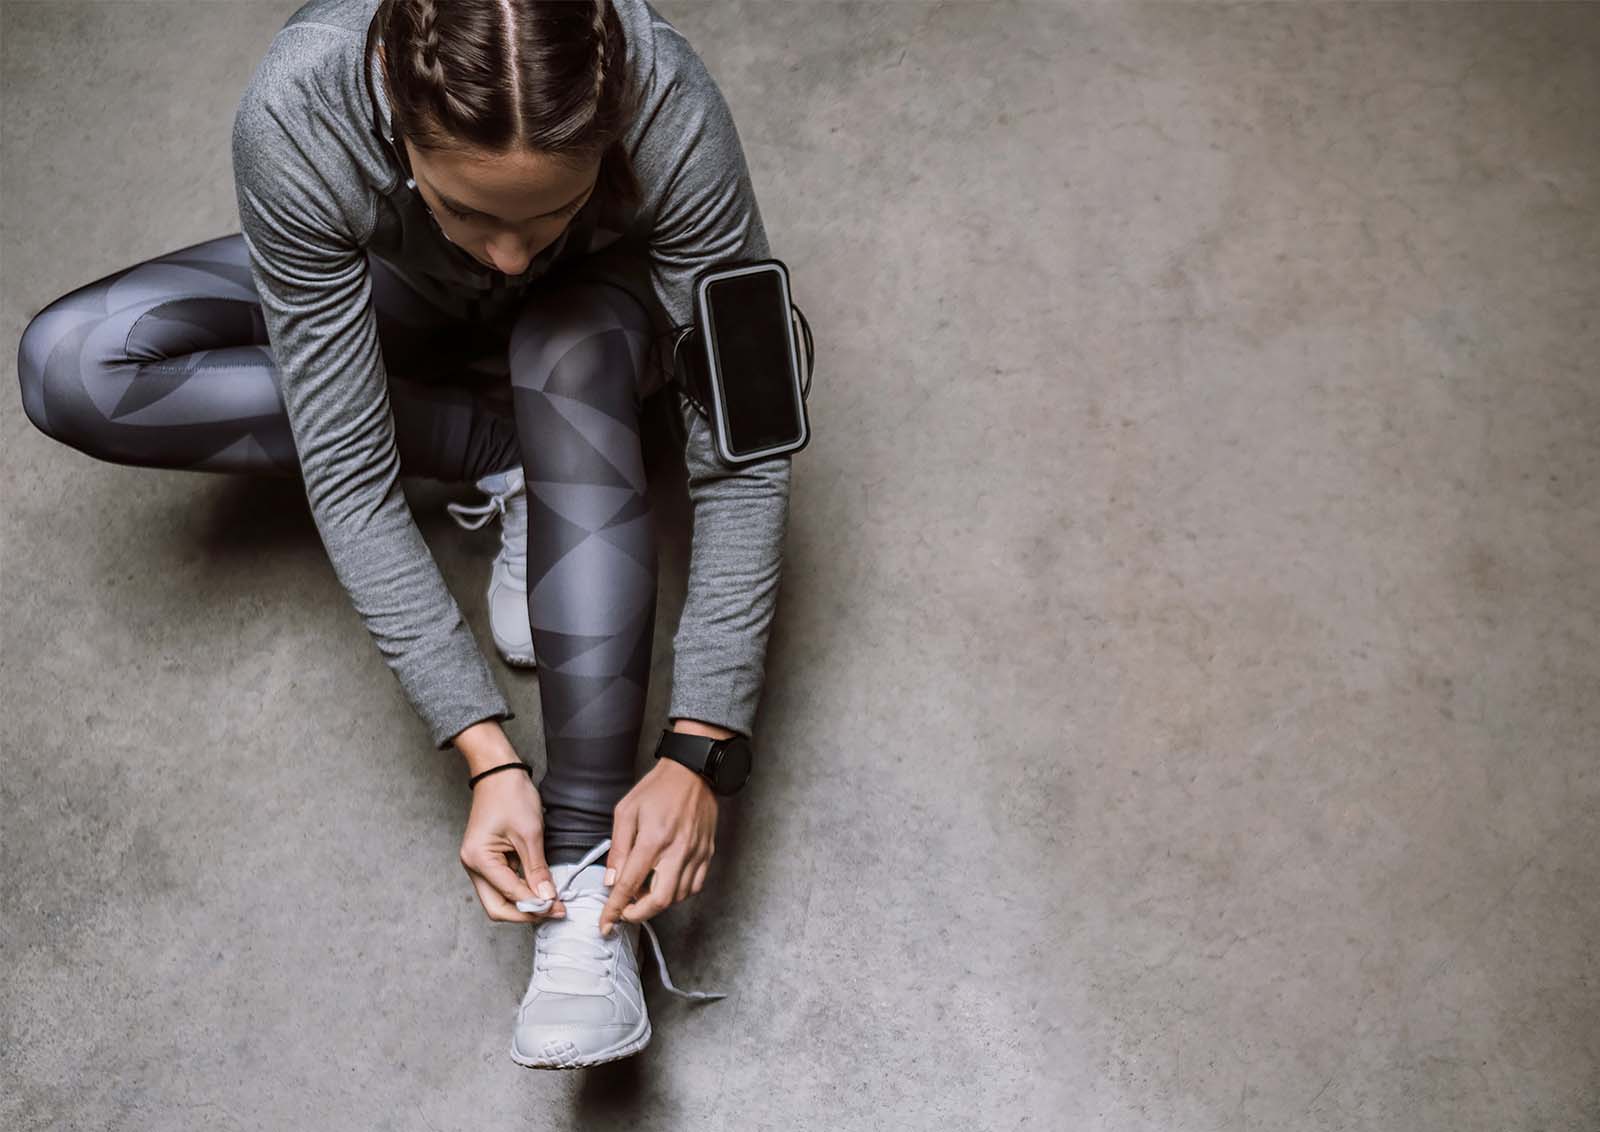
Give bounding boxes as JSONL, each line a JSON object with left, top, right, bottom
{"left": 599, "top": 752, "right": 719, "bottom": 938}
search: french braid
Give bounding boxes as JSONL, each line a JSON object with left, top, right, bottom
{"left": 411, "top": 0, "right": 445, "bottom": 87}
{"left": 592, "top": 0, "right": 610, "bottom": 105}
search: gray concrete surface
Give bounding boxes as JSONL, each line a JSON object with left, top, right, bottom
{"left": 4, "top": 2, "right": 1597, "bottom": 1129}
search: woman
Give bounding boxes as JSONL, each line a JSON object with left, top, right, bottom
{"left": 14, "top": 0, "right": 791, "bottom": 1069}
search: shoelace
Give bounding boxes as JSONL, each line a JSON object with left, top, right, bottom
{"left": 516, "top": 838, "right": 726, "bottom": 1003}
{"left": 445, "top": 471, "right": 527, "bottom": 581}
{"left": 444, "top": 487, "right": 510, "bottom": 531}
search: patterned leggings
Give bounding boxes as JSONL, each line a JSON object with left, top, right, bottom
{"left": 15, "top": 231, "right": 667, "bottom": 866}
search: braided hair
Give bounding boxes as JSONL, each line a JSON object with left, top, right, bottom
{"left": 367, "top": 0, "right": 640, "bottom": 207}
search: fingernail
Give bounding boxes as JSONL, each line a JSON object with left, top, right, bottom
{"left": 601, "top": 922, "right": 612, "bottom": 937}
{"left": 603, "top": 868, "right": 615, "bottom": 886}
{"left": 538, "top": 881, "right": 555, "bottom": 899}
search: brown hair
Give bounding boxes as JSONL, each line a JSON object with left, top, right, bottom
{"left": 365, "top": 0, "right": 641, "bottom": 209}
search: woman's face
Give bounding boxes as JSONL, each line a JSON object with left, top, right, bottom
{"left": 404, "top": 137, "right": 600, "bottom": 275}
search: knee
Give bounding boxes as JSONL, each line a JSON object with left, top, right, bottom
{"left": 16, "top": 288, "right": 122, "bottom": 452}
{"left": 508, "top": 280, "right": 655, "bottom": 401}
{"left": 16, "top": 296, "right": 80, "bottom": 442}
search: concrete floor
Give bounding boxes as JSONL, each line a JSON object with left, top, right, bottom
{"left": 3, "top": 1, "right": 1597, "bottom": 1129}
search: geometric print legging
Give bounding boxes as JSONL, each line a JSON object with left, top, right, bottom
{"left": 14, "top": 231, "right": 662, "bottom": 866}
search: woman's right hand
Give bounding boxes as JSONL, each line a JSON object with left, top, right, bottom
{"left": 460, "top": 769, "right": 567, "bottom": 923}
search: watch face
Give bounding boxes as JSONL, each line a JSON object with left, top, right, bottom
{"left": 714, "top": 738, "right": 752, "bottom": 794}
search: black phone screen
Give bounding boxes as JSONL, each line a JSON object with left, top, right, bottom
{"left": 704, "top": 269, "right": 804, "bottom": 456}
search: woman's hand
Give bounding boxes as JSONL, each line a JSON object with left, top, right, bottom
{"left": 599, "top": 756, "right": 718, "bottom": 938}
{"left": 460, "top": 769, "right": 566, "bottom": 923}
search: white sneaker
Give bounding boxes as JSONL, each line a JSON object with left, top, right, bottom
{"left": 446, "top": 465, "right": 535, "bottom": 668}
{"left": 511, "top": 838, "right": 726, "bottom": 1069}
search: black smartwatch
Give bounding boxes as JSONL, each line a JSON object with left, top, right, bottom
{"left": 653, "top": 727, "right": 753, "bottom": 796}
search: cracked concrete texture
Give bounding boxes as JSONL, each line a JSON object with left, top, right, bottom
{"left": 2, "top": 2, "right": 1596, "bottom": 1129}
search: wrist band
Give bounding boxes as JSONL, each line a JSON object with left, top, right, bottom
{"left": 468, "top": 760, "right": 533, "bottom": 789}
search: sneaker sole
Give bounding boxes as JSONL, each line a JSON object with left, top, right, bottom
{"left": 509, "top": 1013, "right": 651, "bottom": 1070}
{"left": 491, "top": 626, "right": 537, "bottom": 668}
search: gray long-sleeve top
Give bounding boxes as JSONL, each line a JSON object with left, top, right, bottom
{"left": 230, "top": 0, "right": 791, "bottom": 750}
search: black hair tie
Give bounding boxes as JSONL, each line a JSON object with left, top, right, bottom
{"left": 468, "top": 760, "right": 533, "bottom": 789}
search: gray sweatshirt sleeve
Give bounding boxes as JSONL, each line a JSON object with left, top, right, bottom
{"left": 230, "top": 39, "right": 515, "bottom": 752}
{"left": 633, "top": 31, "right": 794, "bottom": 739}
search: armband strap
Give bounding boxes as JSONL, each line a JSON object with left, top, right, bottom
{"left": 667, "top": 303, "right": 814, "bottom": 423}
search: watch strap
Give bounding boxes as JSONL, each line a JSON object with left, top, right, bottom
{"left": 655, "top": 729, "right": 718, "bottom": 776}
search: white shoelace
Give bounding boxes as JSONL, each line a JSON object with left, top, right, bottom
{"left": 445, "top": 470, "right": 527, "bottom": 581}
{"left": 516, "top": 838, "right": 726, "bottom": 1002}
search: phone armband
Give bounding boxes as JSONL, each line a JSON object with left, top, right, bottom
{"left": 669, "top": 258, "right": 815, "bottom": 466}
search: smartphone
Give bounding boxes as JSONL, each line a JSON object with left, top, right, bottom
{"left": 692, "top": 259, "right": 810, "bottom": 464}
